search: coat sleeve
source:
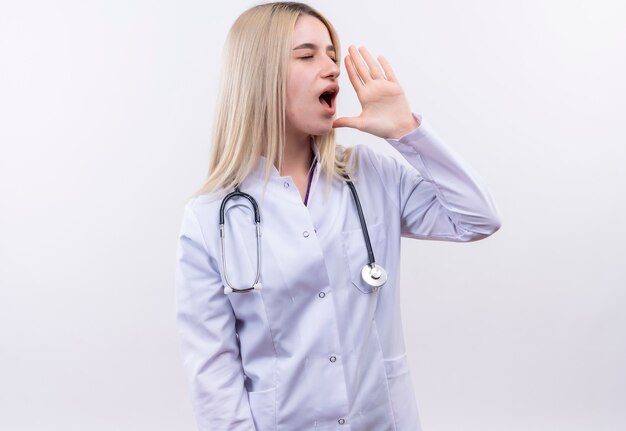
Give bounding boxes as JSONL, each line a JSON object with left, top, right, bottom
{"left": 175, "top": 203, "right": 256, "bottom": 430}
{"left": 369, "top": 113, "right": 502, "bottom": 241}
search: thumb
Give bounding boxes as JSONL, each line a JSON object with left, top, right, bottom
{"left": 332, "top": 116, "right": 361, "bottom": 130}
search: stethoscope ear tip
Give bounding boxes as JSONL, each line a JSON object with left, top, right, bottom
{"left": 253, "top": 283, "right": 262, "bottom": 290}
{"left": 224, "top": 286, "right": 234, "bottom": 295}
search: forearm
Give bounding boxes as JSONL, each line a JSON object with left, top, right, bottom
{"left": 386, "top": 113, "right": 502, "bottom": 240}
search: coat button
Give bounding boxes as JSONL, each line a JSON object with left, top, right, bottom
{"left": 283, "top": 182, "right": 289, "bottom": 188}
{"left": 318, "top": 292, "right": 326, "bottom": 298}
{"left": 329, "top": 356, "right": 336, "bottom": 363}
{"left": 338, "top": 418, "right": 345, "bottom": 425}
{"left": 302, "top": 231, "right": 309, "bottom": 238}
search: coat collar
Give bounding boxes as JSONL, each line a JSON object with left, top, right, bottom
{"left": 240, "top": 139, "right": 321, "bottom": 201}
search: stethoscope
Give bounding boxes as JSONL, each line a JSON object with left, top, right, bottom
{"left": 219, "top": 175, "right": 387, "bottom": 294}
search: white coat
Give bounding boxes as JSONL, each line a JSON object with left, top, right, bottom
{"left": 175, "top": 113, "right": 501, "bottom": 430}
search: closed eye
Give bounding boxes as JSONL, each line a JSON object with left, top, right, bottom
{"left": 300, "top": 55, "right": 338, "bottom": 64}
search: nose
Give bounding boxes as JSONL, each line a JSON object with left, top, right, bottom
{"left": 323, "top": 56, "right": 340, "bottom": 79}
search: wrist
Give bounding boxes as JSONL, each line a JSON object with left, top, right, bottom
{"left": 387, "top": 115, "right": 420, "bottom": 140}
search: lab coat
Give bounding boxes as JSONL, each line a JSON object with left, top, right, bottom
{"left": 175, "top": 113, "right": 501, "bottom": 430}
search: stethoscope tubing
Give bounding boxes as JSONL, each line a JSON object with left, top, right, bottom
{"left": 219, "top": 176, "right": 386, "bottom": 293}
{"left": 219, "top": 187, "right": 263, "bottom": 293}
{"left": 343, "top": 175, "right": 376, "bottom": 269}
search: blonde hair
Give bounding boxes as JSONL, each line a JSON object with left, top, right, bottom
{"left": 196, "top": 2, "right": 353, "bottom": 196}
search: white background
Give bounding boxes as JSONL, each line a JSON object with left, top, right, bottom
{"left": 1, "top": 1, "right": 625, "bottom": 430}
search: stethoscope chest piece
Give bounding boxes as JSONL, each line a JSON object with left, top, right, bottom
{"left": 361, "top": 263, "right": 387, "bottom": 288}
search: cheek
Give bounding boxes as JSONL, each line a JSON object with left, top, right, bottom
{"left": 286, "top": 82, "right": 309, "bottom": 121}
{"left": 286, "top": 65, "right": 313, "bottom": 106}
{"left": 287, "top": 79, "right": 305, "bottom": 105}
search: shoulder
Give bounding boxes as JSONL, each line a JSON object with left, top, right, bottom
{"left": 336, "top": 143, "right": 380, "bottom": 169}
{"left": 185, "top": 191, "right": 224, "bottom": 214}
{"left": 183, "top": 188, "right": 233, "bottom": 220}
{"left": 337, "top": 142, "right": 376, "bottom": 160}
{"left": 179, "top": 192, "right": 228, "bottom": 250}
{"left": 338, "top": 143, "right": 405, "bottom": 182}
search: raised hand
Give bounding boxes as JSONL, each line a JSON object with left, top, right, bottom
{"left": 333, "top": 45, "right": 419, "bottom": 139}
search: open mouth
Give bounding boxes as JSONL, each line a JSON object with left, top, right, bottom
{"left": 319, "top": 89, "right": 338, "bottom": 109}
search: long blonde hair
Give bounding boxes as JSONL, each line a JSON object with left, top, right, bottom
{"left": 196, "top": 2, "right": 352, "bottom": 196}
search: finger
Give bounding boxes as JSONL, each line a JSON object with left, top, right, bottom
{"left": 358, "top": 46, "right": 385, "bottom": 79}
{"left": 333, "top": 116, "right": 361, "bottom": 129}
{"left": 377, "top": 55, "right": 398, "bottom": 82}
{"left": 348, "top": 45, "right": 372, "bottom": 83}
{"left": 344, "top": 55, "right": 364, "bottom": 93}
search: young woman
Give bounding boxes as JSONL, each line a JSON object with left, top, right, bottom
{"left": 175, "top": 2, "right": 501, "bottom": 430}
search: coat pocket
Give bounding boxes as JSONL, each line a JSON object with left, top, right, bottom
{"left": 248, "top": 386, "right": 277, "bottom": 431}
{"left": 384, "top": 354, "right": 422, "bottom": 430}
{"left": 341, "top": 223, "right": 386, "bottom": 294}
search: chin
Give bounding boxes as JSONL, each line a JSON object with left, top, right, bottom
{"left": 310, "top": 121, "right": 334, "bottom": 137}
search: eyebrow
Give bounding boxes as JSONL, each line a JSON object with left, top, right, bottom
{"left": 293, "top": 43, "right": 336, "bottom": 53}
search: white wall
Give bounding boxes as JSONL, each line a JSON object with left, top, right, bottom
{"left": 1, "top": 1, "right": 624, "bottom": 430}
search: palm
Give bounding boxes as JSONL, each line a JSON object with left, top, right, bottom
{"left": 333, "top": 46, "right": 418, "bottom": 140}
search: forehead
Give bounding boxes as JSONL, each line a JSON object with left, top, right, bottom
{"left": 291, "top": 14, "right": 333, "bottom": 47}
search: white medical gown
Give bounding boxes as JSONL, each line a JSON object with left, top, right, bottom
{"left": 175, "top": 114, "right": 501, "bottom": 430}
